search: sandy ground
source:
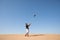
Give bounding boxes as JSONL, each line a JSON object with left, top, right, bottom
{"left": 0, "top": 34, "right": 60, "bottom": 40}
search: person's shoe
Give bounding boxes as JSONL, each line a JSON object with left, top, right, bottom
{"left": 25, "top": 34, "right": 26, "bottom": 37}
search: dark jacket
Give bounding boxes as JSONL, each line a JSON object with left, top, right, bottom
{"left": 25, "top": 24, "right": 30, "bottom": 29}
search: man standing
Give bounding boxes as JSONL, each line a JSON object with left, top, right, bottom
{"left": 25, "top": 23, "right": 31, "bottom": 37}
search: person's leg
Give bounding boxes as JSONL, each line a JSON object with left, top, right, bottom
{"left": 25, "top": 29, "right": 29, "bottom": 37}
{"left": 27, "top": 29, "right": 29, "bottom": 37}
{"left": 25, "top": 29, "right": 28, "bottom": 37}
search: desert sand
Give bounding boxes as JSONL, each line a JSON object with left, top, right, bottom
{"left": 0, "top": 34, "right": 60, "bottom": 40}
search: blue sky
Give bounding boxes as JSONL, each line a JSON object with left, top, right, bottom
{"left": 0, "top": 0, "right": 60, "bottom": 34}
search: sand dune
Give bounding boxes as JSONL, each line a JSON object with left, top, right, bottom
{"left": 0, "top": 34, "right": 60, "bottom": 40}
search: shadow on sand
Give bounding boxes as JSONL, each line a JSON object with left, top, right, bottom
{"left": 30, "top": 34, "right": 45, "bottom": 37}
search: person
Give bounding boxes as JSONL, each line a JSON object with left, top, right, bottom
{"left": 25, "top": 23, "right": 31, "bottom": 37}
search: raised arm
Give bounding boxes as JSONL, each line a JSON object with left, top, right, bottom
{"left": 28, "top": 23, "right": 31, "bottom": 26}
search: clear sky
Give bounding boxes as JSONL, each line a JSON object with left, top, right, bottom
{"left": 0, "top": 0, "right": 60, "bottom": 34}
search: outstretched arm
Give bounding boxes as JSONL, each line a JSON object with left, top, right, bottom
{"left": 28, "top": 23, "right": 31, "bottom": 26}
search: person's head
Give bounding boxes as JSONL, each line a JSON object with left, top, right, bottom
{"left": 25, "top": 23, "right": 31, "bottom": 26}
